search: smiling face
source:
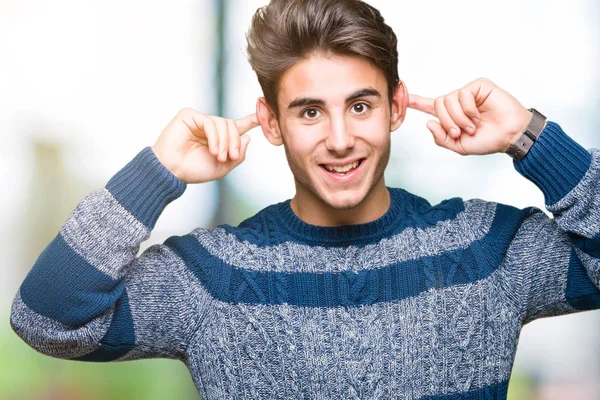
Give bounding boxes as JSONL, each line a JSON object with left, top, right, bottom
{"left": 257, "top": 53, "right": 406, "bottom": 226}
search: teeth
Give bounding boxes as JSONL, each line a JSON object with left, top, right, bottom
{"left": 325, "top": 160, "right": 359, "bottom": 173}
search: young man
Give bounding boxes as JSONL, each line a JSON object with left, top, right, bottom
{"left": 11, "top": 0, "right": 600, "bottom": 398}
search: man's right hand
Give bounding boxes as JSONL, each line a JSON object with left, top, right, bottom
{"left": 152, "top": 108, "right": 259, "bottom": 183}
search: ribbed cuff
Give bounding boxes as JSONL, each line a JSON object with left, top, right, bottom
{"left": 106, "top": 147, "right": 186, "bottom": 229}
{"left": 514, "top": 121, "right": 591, "bottom": 206}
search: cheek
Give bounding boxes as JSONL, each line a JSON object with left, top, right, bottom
{"left": 282, "top": 124, "right": 323, "bottom": 156}
{"left": 354, "top": 118, "right": 390, "bottom": 146}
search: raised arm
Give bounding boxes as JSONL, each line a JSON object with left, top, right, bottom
{"left": 408, "top": 78, "right": 600, "bottom": 321}
{"left": 10, "top": 109, "right": 258, "bottom": 361}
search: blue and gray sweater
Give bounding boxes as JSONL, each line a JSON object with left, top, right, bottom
{"left": 11, "top": 121, "right": 600, "bottom": 399}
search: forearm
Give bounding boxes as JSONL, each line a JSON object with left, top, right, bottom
{"left": 11, "top": 148, "right": 186, "bottom": 359}
{"left": 511, "top": 122, "right": 600, "bottom": 320}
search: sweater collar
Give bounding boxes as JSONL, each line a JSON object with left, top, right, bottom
{"left": 274, "top": 187, "right": 406, "bottom": 246}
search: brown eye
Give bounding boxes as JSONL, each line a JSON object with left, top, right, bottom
{"left": 302, "top": 108, "right": 321, "bottom": 119}
{"left": 351, "top": 102, "right": 370, "bottom": 114}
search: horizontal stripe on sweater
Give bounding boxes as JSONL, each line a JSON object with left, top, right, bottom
{"left": 165, "top": 203, "right": 533, "bottom": 307}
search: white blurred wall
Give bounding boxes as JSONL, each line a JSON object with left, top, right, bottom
{"left": 0, "top": 0, "right": 219, "bottom": 304}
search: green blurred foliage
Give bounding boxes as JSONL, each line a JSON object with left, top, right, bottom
{"left": 507, "top": 371, "right": 535, "bottom": 399}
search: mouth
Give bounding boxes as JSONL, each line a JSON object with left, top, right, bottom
{"left": 320, "top": 159, "right": 364, "bottom": 176}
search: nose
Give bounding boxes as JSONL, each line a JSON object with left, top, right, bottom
{"left": 325, "top": 114, "right": 355, "bottom": 153}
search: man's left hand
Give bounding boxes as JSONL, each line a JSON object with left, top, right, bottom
{"left": 408, "top": 78, "right": 533, "bottom": 156}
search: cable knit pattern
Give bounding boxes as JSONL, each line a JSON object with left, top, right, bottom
{"left": 10, "top": 122, "right": 600, "bottom": 399}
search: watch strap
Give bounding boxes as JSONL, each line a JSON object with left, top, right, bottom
{"left": 506, "top": 108, "right": 547, "bottom": 161}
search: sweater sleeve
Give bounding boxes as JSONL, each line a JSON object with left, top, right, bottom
{"left": 10, "top": 148, "right": 205, "bottom": 361}
{"left": 508, "top": 121, "right": 600, "bottom": 323}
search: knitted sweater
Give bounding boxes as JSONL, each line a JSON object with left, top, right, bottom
{"left": 11, "top": 121, "right": 600, "bottom": 399}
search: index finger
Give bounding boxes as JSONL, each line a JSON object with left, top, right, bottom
{"left": 235, "top": 113, "right": 260, "bottom": 135}
{"left": 408, "top": 94, "right": 436, "bottom": 116}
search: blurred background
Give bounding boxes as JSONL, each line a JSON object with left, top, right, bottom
{"left": 1, "top": 0, "right": 599, "bottom": 398}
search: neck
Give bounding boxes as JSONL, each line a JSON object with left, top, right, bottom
{"left": 290, "top": 179, "right": 390, "bottom": 227}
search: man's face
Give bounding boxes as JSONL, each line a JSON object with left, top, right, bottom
{"left": 263, "top": 53, "right": 402, "bottom": 219}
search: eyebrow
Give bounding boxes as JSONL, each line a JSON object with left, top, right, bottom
{"left": 287, "top": 97, "right": 325, "bottom": 110}
{"left": 346, "top": 88, "right": 382, "bottom": 103}
{"left": 287, "top": 87, "right": 382, "bottom": 110}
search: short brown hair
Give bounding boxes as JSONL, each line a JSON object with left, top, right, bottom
{"left": 246, "top": 0, "right": 400, "bottom": 115}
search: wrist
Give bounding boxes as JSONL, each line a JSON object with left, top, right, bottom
{"left": 507, "top": 109, "right": 534, "bottom": 148}
{"left": 514, "top": 121, "right": 591, "bottom": 205}
{"left": 151, "top": 145, "right": 182, "bottom": 180}
{"left": 106, "top": 147, "right": 186, "bottom": 229}
{"left": 505, "top": 108, "right": 547, "bottom": 160}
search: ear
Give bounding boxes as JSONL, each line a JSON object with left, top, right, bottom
{"left": 390, "top": 80, "right": 408, "bottom": 132}
{"left": 256, "top": 97, "right": 283, "bottom": 146}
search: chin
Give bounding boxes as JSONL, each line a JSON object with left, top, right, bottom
{"left": 321, "top": 188, "right": 367, "bottom": 210}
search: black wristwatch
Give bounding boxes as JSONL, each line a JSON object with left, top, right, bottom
{"left": 505, "top": 108, "right": 547, "bottom": 161}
